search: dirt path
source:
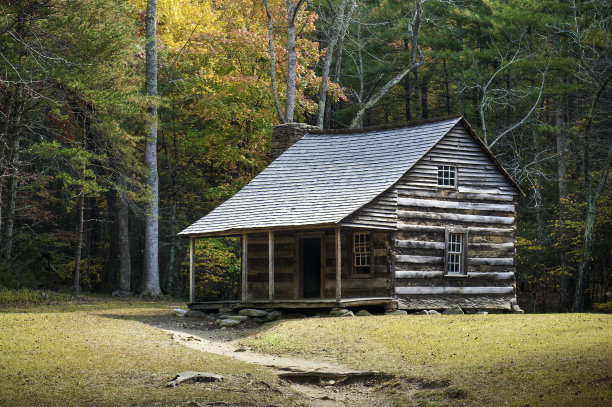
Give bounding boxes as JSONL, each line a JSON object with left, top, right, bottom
{"left": 152, "top": 319, "right": 403, "bottom": 406}
{"left": 161, "top": 325, "right": 350, "bottom": 373}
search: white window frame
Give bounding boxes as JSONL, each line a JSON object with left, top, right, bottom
{"left": 444, "top": 229, "right": 468, "bottom": 276}
{"left": 352, "top": 232, "right": 371, "bottom": 274}
{"left": 437, "top": 165, "right": 457, "bottom": 187}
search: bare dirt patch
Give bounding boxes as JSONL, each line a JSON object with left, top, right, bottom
{"left": 152, "top": 317, "right": 419, "bottom": 406}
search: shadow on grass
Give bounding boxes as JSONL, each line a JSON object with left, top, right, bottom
{"left": 0, "top": 292, "right": 186, "bottom": 314}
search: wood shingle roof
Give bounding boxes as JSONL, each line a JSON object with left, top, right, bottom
{"left": 179, "top": 117, "right": 465, "bottom": 237}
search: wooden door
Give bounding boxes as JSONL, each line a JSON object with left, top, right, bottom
{"left": 302, "top": 237, "right": 321, "bottom": 298}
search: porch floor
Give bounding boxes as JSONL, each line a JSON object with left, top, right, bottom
{"left": 189, "top": 297, "right": 396, "bottom": 311}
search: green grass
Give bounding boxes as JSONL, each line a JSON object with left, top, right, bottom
{"left": 244, "top": 313, "right": 612, "bottom": 406}
{"left": 2, "top": 291, "right": 610, "bottom": 406}
{"left": 0, "top": 296, "right": 286, "bottom": 407}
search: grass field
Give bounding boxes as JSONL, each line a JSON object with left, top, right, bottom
{"left": 1, "top": 290, "right": 610, "bottom": 406}
{"left": 245, "top": 313, "right": 612, "bottom": 406}
{"left": 0, "top": 292, "right": 287, "bottom": 407}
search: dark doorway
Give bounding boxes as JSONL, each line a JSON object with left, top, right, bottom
{"left": 302, "top": 238, "right": 321, "bottom": 298}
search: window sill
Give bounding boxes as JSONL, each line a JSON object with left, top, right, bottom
{"left": 444, "top": 273, "right": 468, "bottom": 278}
{"left": 437, "top": 185, "right": 458, "bottom": 190}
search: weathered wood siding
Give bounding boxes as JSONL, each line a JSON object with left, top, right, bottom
{"left": 246, "top": 231, "right": 296, "bottom": 300}
{"left": 323, "top": 230, "right": 391, "bottom": 298}
{"left": 245, "top": 229, "right": 391, "bottom": 300}
{"left": 392, "top": 123, "right": 519, "bottom": 310}
{"left": 340, "top": 190, "right": 397, "bottom": 230}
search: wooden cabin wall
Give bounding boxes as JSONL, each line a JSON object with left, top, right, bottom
{"left": 246, "top": 231, "right": 296, "bottom": 300}
{"left": 245, "top": 229, "right": 391, "bottom": 300}
{"left": 323, "top": 230, "right": 391, "bottom": 298}
{"left": 392, "top": 123, "right": 519, "bottom": 310}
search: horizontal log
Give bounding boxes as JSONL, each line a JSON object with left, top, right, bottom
{"left": 468, "top": 272, "right": 514, "bottom": 280}
{"left": 395, "top": 255, "right": 443, "bottom": 264}
{"left": 395, "top": 270, "right": 444, "bottom": 278}
{"left": 399, "top": 210, "right": 515, "bottom": 225}
{"left": 469, "top": 242, "right": 514, "bottom": 250}
{"left": 395, "top": 240, "right": 445, "bottom": 250}
{"left": 395, "top": 286, "right": 514, "bottom": 295}
{"left": 466, "top": 226, "right": 516, "bottom": 235}
{"left": 468, "top": 258, "right": 514, "bottom": 266}
{"left": 397, "top": 223, "right": 515, "bottom": 236}
{"left": 397, "top": 224, "right": 446, "bottom": 233}
{"left": 458, "top": 186, "right": 516, "bottom": 195}
{"left": 395, "top": 271, "right": 514, "bottom": 280}
{"left": 398, "top": 198, "right": 515, "bottom": 213}
{"left": 397, "top": 189, "right": 515, "bottom": 202}
{"left": 395, "top": 296, "right": 514, "bottom": 310}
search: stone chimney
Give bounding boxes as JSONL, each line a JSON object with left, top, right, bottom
{"left": 271, "top": 123, "right": 319, "bottom": 160}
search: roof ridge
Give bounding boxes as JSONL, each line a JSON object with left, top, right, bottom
{"left": 307, "top": 115, "right": 462, "bottom": 135}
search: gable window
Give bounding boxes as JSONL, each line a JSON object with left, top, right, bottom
{"left": 353, "top": 232, "right": 371, "bottom": 274}
{"left": 444, "top": 229, "right": 467, "bottom": 275}
{"left": 437, "top": 165, "right": 456, "bottom": 187}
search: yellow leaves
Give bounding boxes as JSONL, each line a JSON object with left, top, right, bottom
{"left": 130, "top": 0, "right": 219, "bottom": 52}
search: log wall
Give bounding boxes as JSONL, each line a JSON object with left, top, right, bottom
{"left": 391, "top": 123, "right": 519, "bottom": 310}
{"left": 245, "top": 229, "right": 391, "bottom": 300}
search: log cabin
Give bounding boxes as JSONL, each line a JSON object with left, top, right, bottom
{"left": 179, "top": 116, "right": 523, "bottom": 312}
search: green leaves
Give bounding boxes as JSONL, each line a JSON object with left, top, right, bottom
{"left": 30, "top": 141, "right": 105, "bottom": 207}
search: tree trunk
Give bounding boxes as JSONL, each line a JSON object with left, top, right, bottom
{"left": 403, "top": 39, "right": 412, "bottom": 121}
{"left": 573, "top": 140, "right": 612, "bottom": 311}
{"left": 556, "top": 102, "right": 570, "bottom": 310}
{"left": 3, "top": 84, "right": 23, "bottom": 265}
{"left": 316, "top": 0, "right": 353, "bottom": 128}
{"left": 420, "top": 81, "right": 428, "bottom": 119}
{"left": 573, "top": 76, "right": 612, "bottom": 312}
{"left": 118, "top": 191, "right": 131, "bottom": 292}
{"left": 142, "top": 0, "right": 162, "bottom": 296}
{"left": 0, "top": 88, "right": 16, "bottom": 241}
{"left": 103, "top": 190, "right": 119, "bottom": 292}
{"left": 4, "top": 138, "right": 19, "bottom": 265}
{"left": 413, "top": 70, "right": 421, "bottom": 119}
{"left": 284, "top": 0, "right": 297, "bottom": 123}
{"left": 73, "top": 191, "right": 85, "bottom": 297}
{"left": 264, "top": 0, "right": 284, "bottom": 123}
{"left": 443, "top": 59, "right": 451, "bottom": 115}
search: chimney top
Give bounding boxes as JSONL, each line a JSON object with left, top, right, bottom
{"left": 271, "top": 123, "right": 319, "bottom": 161}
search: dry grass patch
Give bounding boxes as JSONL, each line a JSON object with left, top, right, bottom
{"left": 0, "top": 301, "right": 284, "bottom": 407}
{"left": 244, "top": 313, "right": 612, "bottom": 406}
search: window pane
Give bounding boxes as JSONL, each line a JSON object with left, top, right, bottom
{"left": 437, "top": 165, "right": 457, "bottom": 186}
{"left": 447, "top": 233, "right": 463, "bottom": 274}
{"left": 353, "top": 233, "right": 370, "bottom": 268}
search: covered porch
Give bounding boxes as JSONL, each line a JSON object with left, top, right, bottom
{"left": 187, "top": 226, "right": 393, "bottom": 311}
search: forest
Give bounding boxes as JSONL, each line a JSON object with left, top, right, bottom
{"left": 0, "top": 0, "right": 609, "bottom": 312}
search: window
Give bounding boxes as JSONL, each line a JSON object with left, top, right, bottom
{"left": 437, "top": 165, "right": 456, "bottom": 187}
{"left": 445, "top": 230, "right": 467, "bottom": 275}
{"left": 353, "top": 232, "right": 371, "bottom": 274}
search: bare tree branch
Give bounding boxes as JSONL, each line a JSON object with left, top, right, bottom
{"left": 349, "top": 0, "right": 424, "bottom": 128}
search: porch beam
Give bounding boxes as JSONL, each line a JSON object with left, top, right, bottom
{"left": 335, "top": 227, "right": 341, "bottom": 302}
{"left": 268, "top": 230, "right": 275, "bottom": 301}
{"left": 189, "top": 236, "right": 195, "bottom": 303}
{"left": 241, "top": 233, "right": 248, "bottom": 302}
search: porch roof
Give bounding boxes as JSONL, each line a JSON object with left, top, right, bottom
{"left": 179, "top": 116, "right": 463, "bottom": 237}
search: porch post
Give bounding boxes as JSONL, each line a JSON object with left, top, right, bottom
{"left": 268, "top": 231, "right": 274, "bottom": 301}
{"left": 189, "top": 236, "right": 195, "bottom": 303}
{"left": 241, "top": 233, "right": 248, "bottom": 302}
{"left": 335, "top": 227, "right": 341, "bottom": 302}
